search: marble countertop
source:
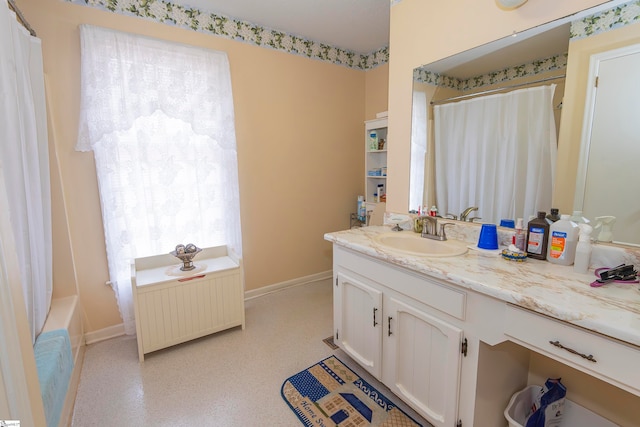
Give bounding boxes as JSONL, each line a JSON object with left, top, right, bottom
{"left": 325, "top": 225, "right": 640, "bottom": 347}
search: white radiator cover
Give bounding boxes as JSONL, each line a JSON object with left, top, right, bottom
{"left": 132, "top": 246, "right": 244, "bottom": 361}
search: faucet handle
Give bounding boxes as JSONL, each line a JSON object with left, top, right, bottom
{"left": 439, "top": 222, "right": 455, "bottom": 240}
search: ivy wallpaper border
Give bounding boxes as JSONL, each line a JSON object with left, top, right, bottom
{"left": 415, "top": 1, "right": 639, "bottom": 91}
{"left": 65, "top": 0, "right": 389, "bottom": 70}
{"left": 414, "top": 53, "right": 568, "bottom": 91}
{"left": 570, "top": 0, "right": 640, "bottom": 39}
{"left": 65, "top": 0, "right": 639, "bottom": 73}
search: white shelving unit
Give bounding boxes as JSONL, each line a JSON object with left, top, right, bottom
{"left": 365, "top": 116, "right": 388, "bottom": 212}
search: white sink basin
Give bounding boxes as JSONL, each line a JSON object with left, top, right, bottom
{"left": 373, "top": 232, "right": 468, "bottom": 257}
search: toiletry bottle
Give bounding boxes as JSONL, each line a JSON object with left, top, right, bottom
{"left": 357, "top": 195, "right": 366, "bottom": 222}
{"left": 514, "top": 218, "right": 526, "bottom": 252}
{"left": 368, "top": 130, "right": 378, "bottom": 150}
{"left": 547, "top": 214, "right": 579, "bottom": 265}
{"left": 526, "top": 211, "right": 550, "bottom": 260}
{"left": 429, "top": 205, "right": 438, "bottom": 217}
{"left": 546, "top": 208, "right": 561, "bottom": 223}
{"left": 574, "top": 224, "right": 593, "bottom": 274}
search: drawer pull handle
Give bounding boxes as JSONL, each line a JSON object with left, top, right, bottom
{"left": 373, "top": 307, "right": 378, "bottom": 327}
{"left": 388, "top": 316, "right": 393, "bottom": 336}
{"left": 178, "top": 274, "right": 206, "bottom": 282}
{"left": 549, "top": 340, "right": 597, "bottom": 363}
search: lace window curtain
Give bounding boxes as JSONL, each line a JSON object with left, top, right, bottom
{"left": 0, "top": 2, "right": 52, "bottom": 343}
{"left": 77, "top": 25, "right": 242, "bottom": 335}
{"left": 433, "top": 85, "right": 557, "bottom": 223}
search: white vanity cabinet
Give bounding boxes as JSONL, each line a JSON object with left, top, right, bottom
{"left": 334, "top": 271, "right": 383, "bottom": 378}
{"left": 504, "top": 304, "right": 640, "bottom": 397}
{"left": 327, "top": 226, "right": 640, "bottom": 426}
{"left": 381, "top": 294, "right": 463, "bottom": 427}
{"left": 333, "top": 246, "right": 466, "bottom": 427}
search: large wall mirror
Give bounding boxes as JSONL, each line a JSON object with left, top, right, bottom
{"left": 409, "top": 0, "right": 640, "bottom": 247}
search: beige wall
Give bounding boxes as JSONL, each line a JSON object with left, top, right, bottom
{"left": 386, "top": 0, "right": 610, "bottom": 213}
{"left": 18, "top": 0, "right": 388, "bottom": 333}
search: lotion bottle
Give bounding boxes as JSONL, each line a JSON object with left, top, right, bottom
{"left": 574, "top": 224, "right": 593, "bottom": 274}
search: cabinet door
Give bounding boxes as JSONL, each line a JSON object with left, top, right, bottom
{"left": 383, "top": 295, "right": 462, "bottom": 427}
{"left": 334, "top": 272, "right": 383, "bottom": 379}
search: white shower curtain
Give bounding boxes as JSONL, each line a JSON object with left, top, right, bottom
{"left": 433, "top": 85, "right": 557, "bottom": 223}
{"left": 0, "top": 1, "right": 53, "bottom": 343}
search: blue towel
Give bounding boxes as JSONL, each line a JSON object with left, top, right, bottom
{"left": 34, "top": 329, "right": 74, "bottom": 427}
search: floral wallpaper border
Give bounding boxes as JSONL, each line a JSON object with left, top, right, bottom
{"left": 414, "top": 53, "right": 568, "bottom": 91}
{"left": 66, "top": 0, "right": 389, "bottom": 70}
{"left": 570, "top": 0, "right": 640, "bottom": 39}
{"left": 66, "top": 0, "right": 639, "bottom": 73}
{"left": 415, "top": 0, "right": 639, "bottom": 90}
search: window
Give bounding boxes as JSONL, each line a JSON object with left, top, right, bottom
{"left": 76, "top": 26, "right": 242, "bottom": 334}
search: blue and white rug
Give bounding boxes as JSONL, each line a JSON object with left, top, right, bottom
{"left": 281, "top": 355, "right": 422, "bottom": 426}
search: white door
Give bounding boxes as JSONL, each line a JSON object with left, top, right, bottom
{"left": 579, "top": 44, "right": 640, "bottom": 246}
{"left": 334, "top": 272, "right": 383, "bottom": 379}
{"left": 382, "top": 295, "right": 463, "bottom": 427}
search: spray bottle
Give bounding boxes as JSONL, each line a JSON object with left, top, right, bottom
{"left": 574, "top": 224, "right": 593, "bottom": 274}
{"left": 593, "top": 216, "right": 616, "bottom": 242}
{"left": 513, "top": 218, "right": 526, "bottom": 252}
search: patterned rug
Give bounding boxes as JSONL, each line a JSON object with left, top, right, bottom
{"left": 281, "top": 356, "right": 422, "bottom": 427}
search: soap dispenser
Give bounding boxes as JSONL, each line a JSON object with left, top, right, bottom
{"left": 574, "top": 224, "right": 593, "bottom": 274}
{"left": 594, "top": 216, "right": 616, "bottom": 242}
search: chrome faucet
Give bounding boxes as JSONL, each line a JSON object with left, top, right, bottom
{"left": 418, "top": 216, "right": 453, "bottom": 241}
{"left": 460, "top": 206, "right": 479, "bottom": 222}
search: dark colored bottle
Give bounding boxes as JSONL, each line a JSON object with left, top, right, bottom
{"left": 526, "top": 211, "right": 551, "bottom": 260}
{"left": 546, "top": 208, "right": 561, "bottom": 223}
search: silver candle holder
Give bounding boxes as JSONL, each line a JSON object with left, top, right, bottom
{"left": 170, "top": 243, "right": 202, "bottom": 271}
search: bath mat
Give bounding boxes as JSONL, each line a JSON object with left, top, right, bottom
{"left": 323, "top": 335, "right": 338, "bottom": 350}
{"left": 281, "top": 355, "right": 422, "bottom": 427}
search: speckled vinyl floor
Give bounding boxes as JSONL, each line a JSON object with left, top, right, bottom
{"left": 71, "top": 279, "right": 429, "bottom": 427}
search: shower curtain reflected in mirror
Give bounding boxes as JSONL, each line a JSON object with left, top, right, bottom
{"left": 433, "top": 85, "right": 557, "bottom": 224}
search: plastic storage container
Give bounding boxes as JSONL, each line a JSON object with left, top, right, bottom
{"left": 504, "top": 385, "right": 617, "bottom": 427}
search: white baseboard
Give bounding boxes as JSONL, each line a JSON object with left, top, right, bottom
{"left": 83, "top": 270, "right": 333, "bottom": 344}
{"left": 243, "top": 270, "right": 333, "bottom": 300}
{"left": 84, "top": 323, "right": 125, "bottom": 345}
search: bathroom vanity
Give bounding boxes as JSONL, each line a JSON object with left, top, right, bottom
{"left": 325, "top": 225, "right": 640, "bottom": 427}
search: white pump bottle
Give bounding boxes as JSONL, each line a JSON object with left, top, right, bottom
{"left": 574, "top": 224, "right": 593, "bottom": 274}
